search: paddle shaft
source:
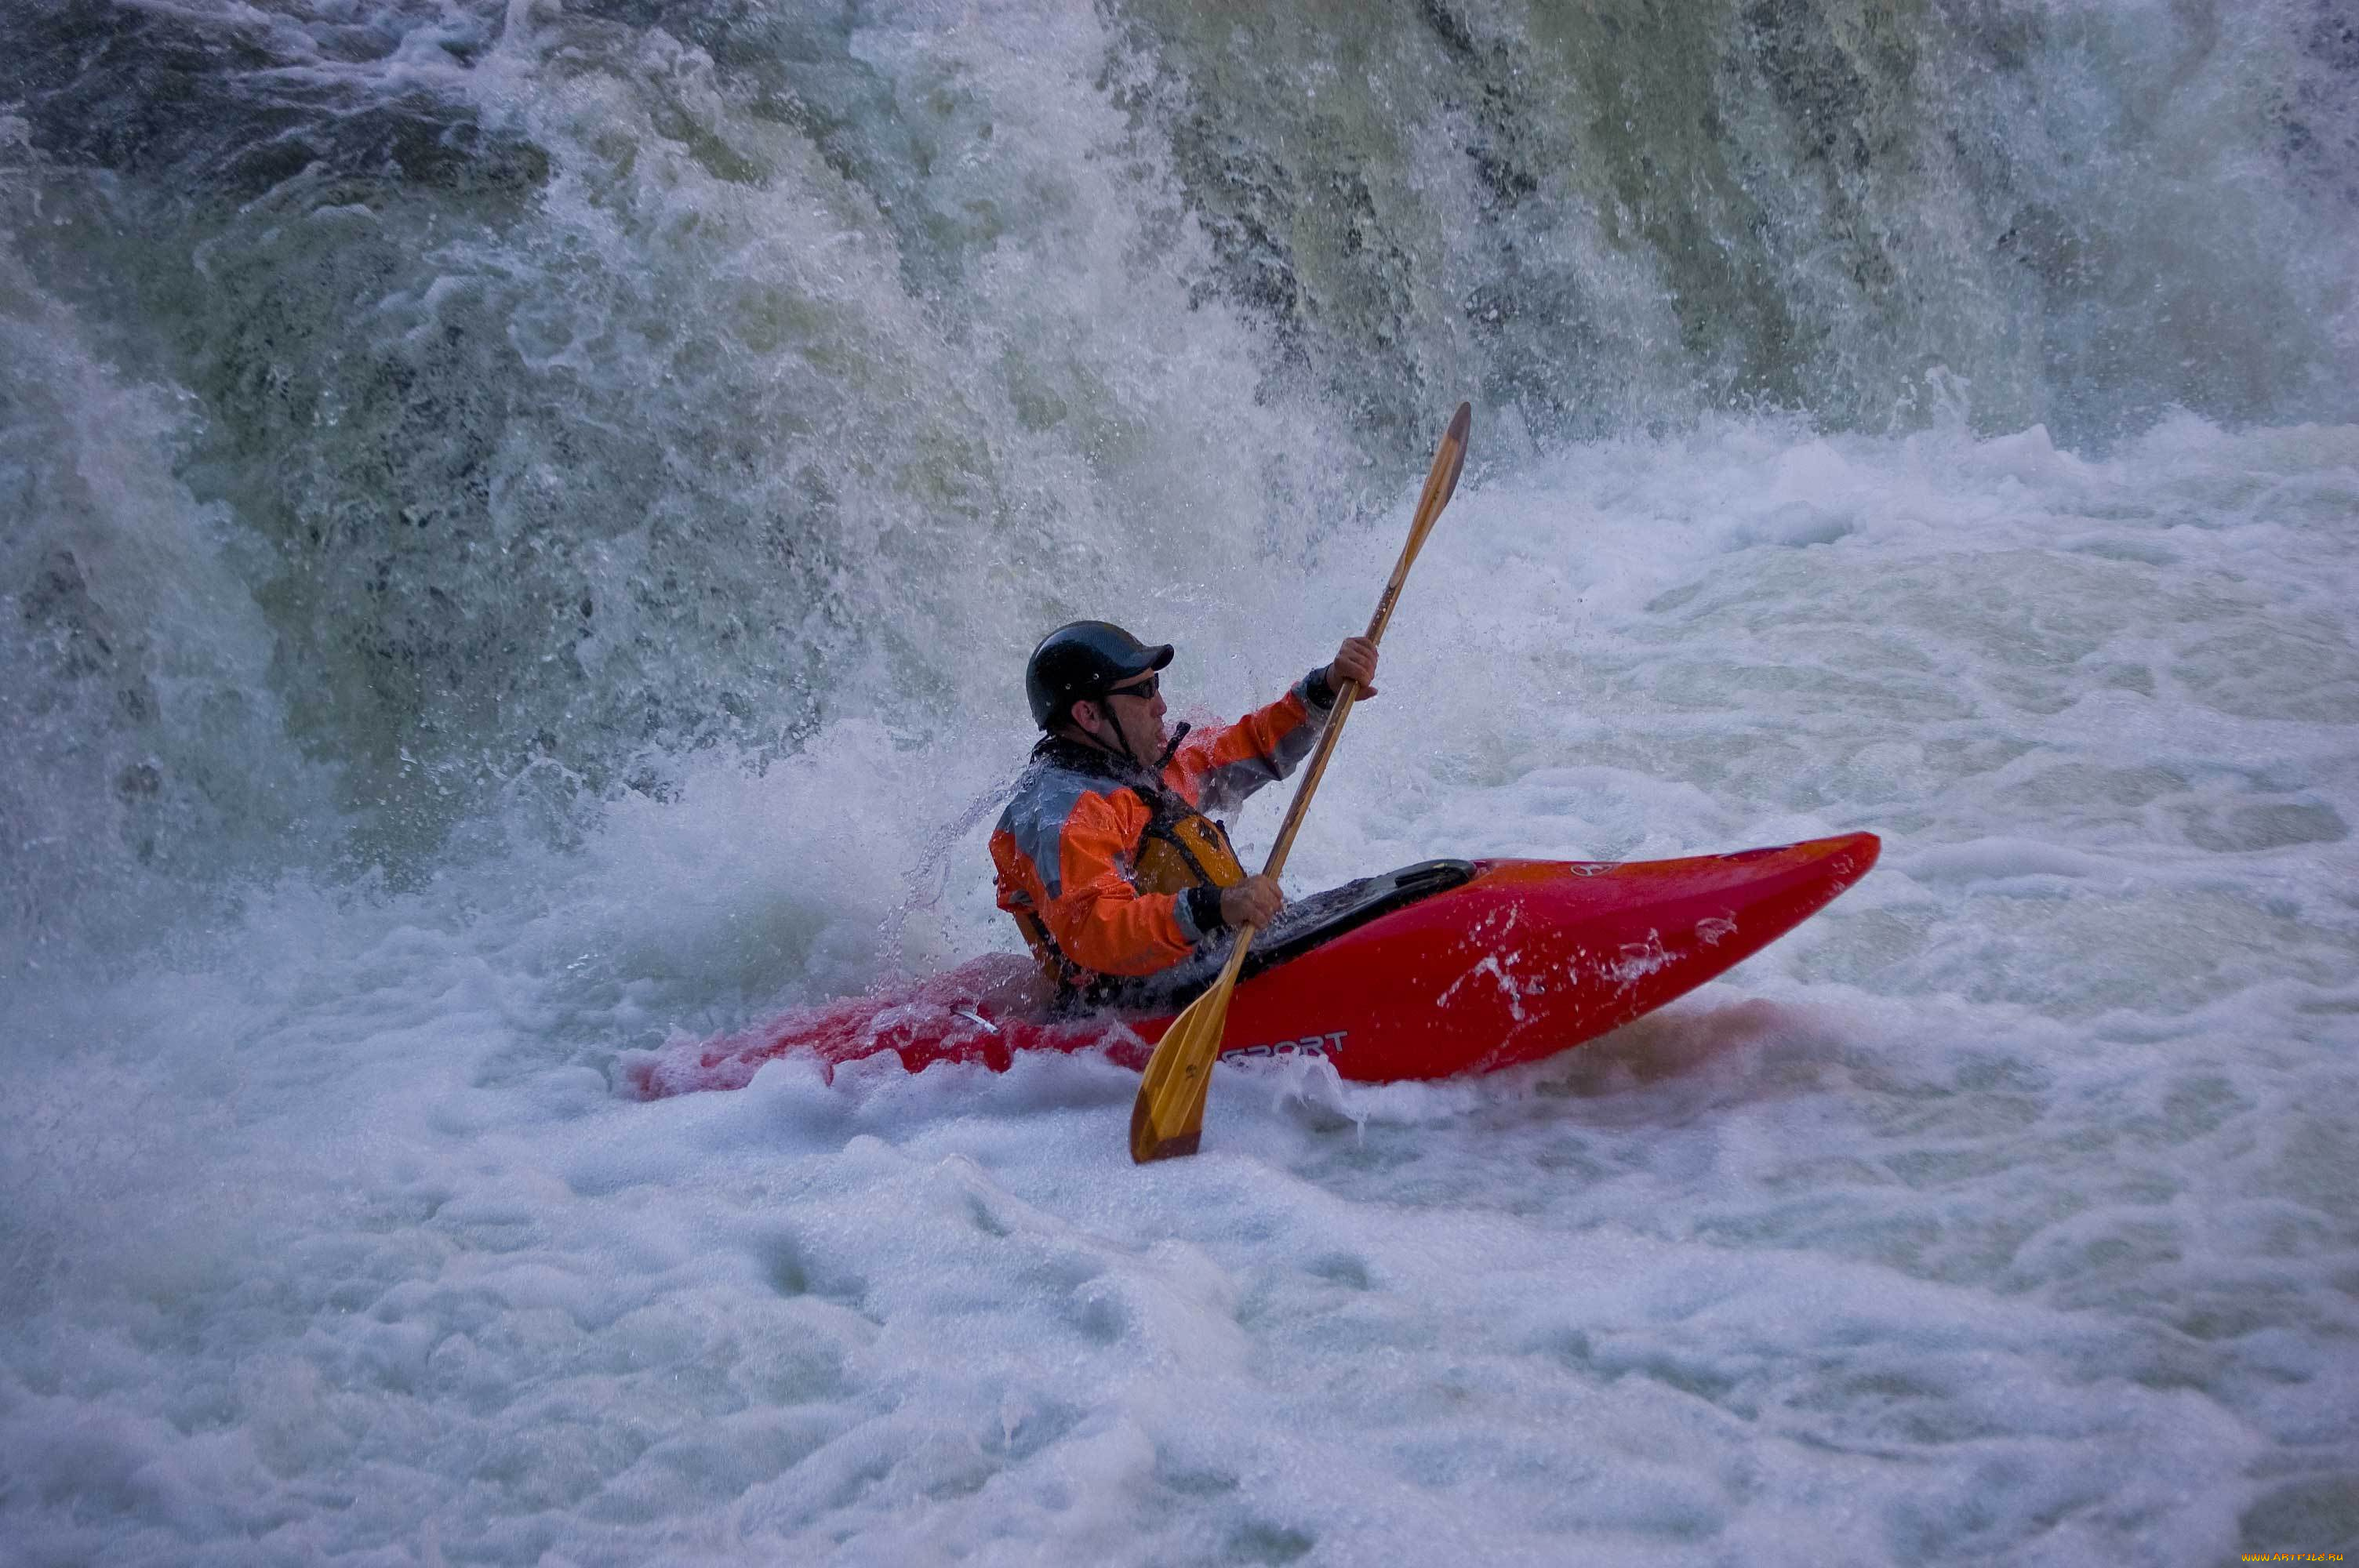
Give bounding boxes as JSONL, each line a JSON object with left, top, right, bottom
{"left": 1129, "top": 402, "right": 1470, "bottom": 1161}
{"left": 1189, "top": 677, "right": 1352, "bottom": 1016}
{"left": 1246, "top": 412, "right": 1463, "bottom": 890}
{"left": 1202, "top": 411, "right": 1465, "bottom": 980}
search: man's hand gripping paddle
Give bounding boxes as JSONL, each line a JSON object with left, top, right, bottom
{"left": 1129, "top": 402, "right": 1472, "bottom": 1163}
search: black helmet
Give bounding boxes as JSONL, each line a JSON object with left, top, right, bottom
{"left": 1025, "top": 620, "right": 1174, "bottom": 730}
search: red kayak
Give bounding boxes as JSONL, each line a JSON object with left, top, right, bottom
{"left": 627, "top": 831, "right": 1878, "bottom": 1097}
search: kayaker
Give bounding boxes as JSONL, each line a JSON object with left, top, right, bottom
{"left": 991, "top": 620, "right": 1379, "bottom": 1002}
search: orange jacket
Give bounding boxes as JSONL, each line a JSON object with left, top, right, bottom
{"left": 990, "top": 672, "right": 1336, "bottom": 987}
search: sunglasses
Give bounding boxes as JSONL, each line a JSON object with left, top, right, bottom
{"left": 1104, "top": 672, "right": 1161, "bottom": 702}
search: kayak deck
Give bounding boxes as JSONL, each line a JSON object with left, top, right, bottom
{"left": 627, "top": 832, "right": 1878, "bottom": 1097}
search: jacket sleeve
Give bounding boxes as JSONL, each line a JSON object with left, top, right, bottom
{"left": 1038, "top": 788, "right": 1209, "bottom": 977}
{"left": 1168, "top": 670, "right": 1335, "bottom": 815}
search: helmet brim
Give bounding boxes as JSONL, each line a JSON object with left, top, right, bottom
{"left": 1124, "top": 643, "right": 1176, "bottom": 680}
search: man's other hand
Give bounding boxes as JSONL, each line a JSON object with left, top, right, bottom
{"left": 1220, "top": 874, "right": 1285, "bottom": 931}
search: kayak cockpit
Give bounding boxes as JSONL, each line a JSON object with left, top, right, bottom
{"left": 1080, "top": 858, "right": 1477, "bottom": 1014}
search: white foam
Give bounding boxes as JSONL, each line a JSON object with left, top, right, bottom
{"left": 6, "top": 411, "right": 2357, "bottom": 1564}
{"left": 4, "top": 0, "right": 2357, "bottom": 1557}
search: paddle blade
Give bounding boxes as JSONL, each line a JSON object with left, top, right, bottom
{"left": 1129, "top": 978, "right": 1235, "bottom": 1163}
{"left": 1365, "top": 401, "right": 1472, "bottom": 646}
{"left": 1440, "top": 401, "right": 1470, "bottom": 490}
{"left": 1406, "top": 402, "right": 1471, "bottom": 557}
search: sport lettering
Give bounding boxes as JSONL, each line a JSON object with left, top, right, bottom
{"left": 1227, "top": 1030, "right": 1348, "bottom": 1059}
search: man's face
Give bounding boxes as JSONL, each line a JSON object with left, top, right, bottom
{"left": 1096, "top": 669, "right": 1168, "bottom": 758}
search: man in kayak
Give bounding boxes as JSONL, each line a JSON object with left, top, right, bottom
{"left": 991, "top": 620, "right": 1379, "bottom": 1002}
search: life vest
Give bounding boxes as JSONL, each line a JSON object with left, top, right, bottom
{"left": 1134, "top": 791, "right": 1248, "bottom": 896}
{"left": 1010, "top": 784, "right": 1245, "bottom": 997}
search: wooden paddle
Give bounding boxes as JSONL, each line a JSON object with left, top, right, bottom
{"left": 1129, "top": 401, "right": 1473, "bottom": 1163}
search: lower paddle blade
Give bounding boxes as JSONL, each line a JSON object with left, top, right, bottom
{"left": 1129, "top": 982, "right": 1234, "bottom": 1162}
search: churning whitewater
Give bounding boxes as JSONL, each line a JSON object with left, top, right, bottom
{"left": 2, "top": 0, "right": 2355, "bottom": 1563}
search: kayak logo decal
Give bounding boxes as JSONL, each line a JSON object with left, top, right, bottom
{"left": 1227, "top": 1030, "right": 1347, "bottom": 1060}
